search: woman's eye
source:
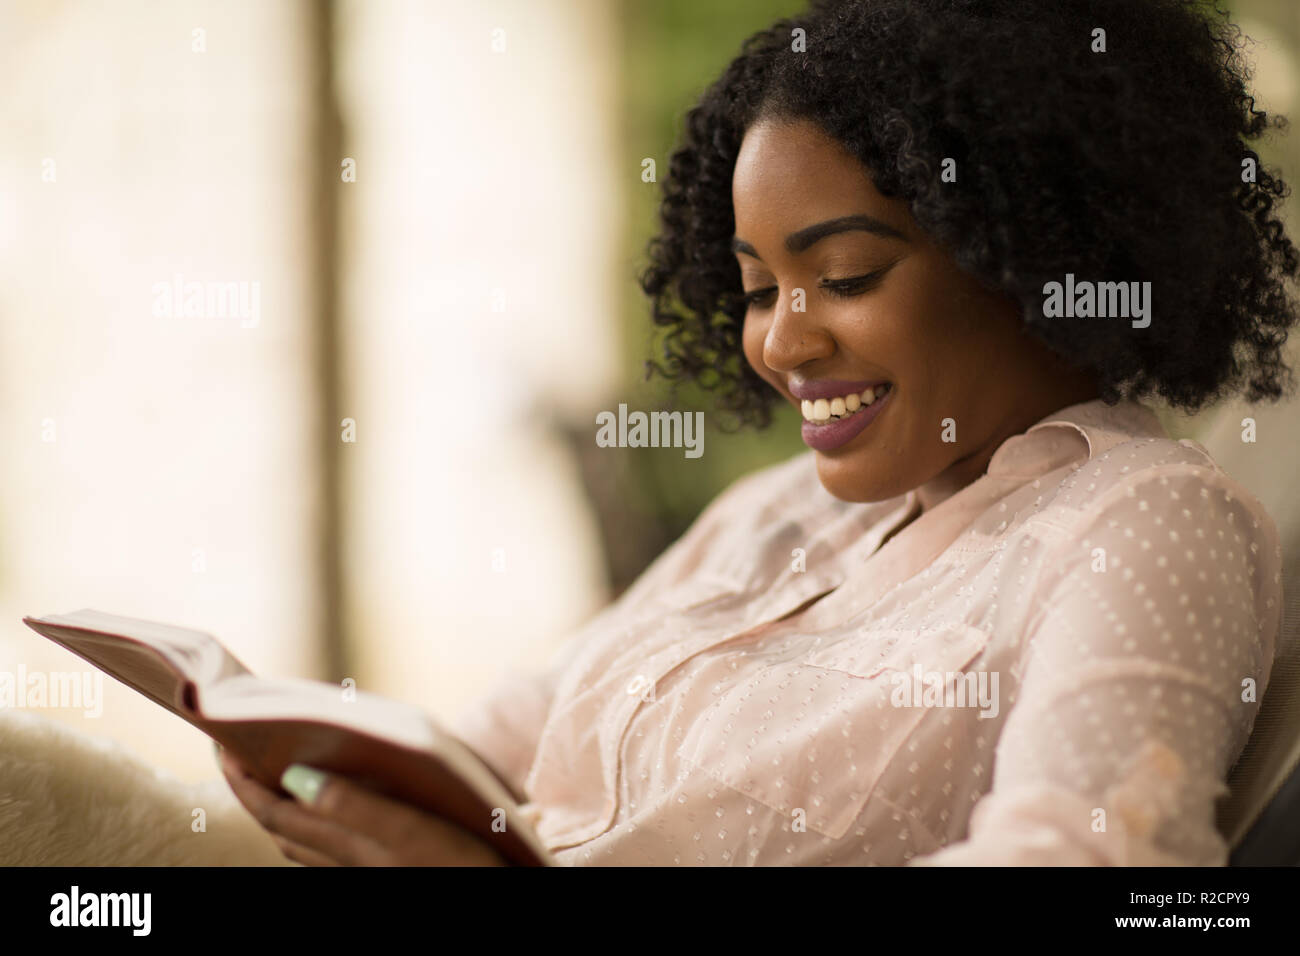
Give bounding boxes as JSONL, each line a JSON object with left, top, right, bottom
{"left": 744, "top": 269, "right": 891, "bottom": 309}
{"left": 820, "top": 270, "right": 888, "bottom": 298}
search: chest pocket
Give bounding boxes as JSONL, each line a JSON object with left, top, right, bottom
{"left": 673, "top": 624, "right": 993, "bottom": 840}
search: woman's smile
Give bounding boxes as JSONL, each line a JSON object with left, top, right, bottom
{"left": 796, "top": 380, "right": 893, "bottom": 452}
{"left": 732, "top": 117, "right": 1100, "bottom": 506}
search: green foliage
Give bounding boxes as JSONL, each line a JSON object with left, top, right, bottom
{"left": 614, "top": 0, "right": 809, "bottom": 550}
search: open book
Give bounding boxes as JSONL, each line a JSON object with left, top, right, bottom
{"left": 21, "top": 609, "right": 555, "bottom": 867}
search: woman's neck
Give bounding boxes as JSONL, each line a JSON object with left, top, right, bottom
{"left": 915, "top": 379, "right": 1100, "bottom": 513}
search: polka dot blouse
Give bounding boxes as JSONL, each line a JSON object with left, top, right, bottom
{"left": 454, "top": 399, "right": 1282, "bottom": 865}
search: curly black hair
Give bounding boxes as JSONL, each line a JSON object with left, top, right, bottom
{"left": 638, "top": 0, "right": 1300, "bottom": 429}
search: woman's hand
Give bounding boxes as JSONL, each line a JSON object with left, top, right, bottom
{"left": 218, "top": 748, "right": 508, "bottom": 866}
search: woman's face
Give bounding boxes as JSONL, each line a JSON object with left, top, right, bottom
{"left": 734, "top": 116, "right": 1097, "bottom": 506}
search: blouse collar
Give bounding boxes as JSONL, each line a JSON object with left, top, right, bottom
{"left": 985, "top": 398, "right": 1166, "bottom": 481}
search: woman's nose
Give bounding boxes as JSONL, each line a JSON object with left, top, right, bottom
{"left": 762, "top": 289, "right": 835, "bottom": 372}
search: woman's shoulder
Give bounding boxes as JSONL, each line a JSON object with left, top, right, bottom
{"left": 620, "top": 448, "right": 905, "bottom": 604}
{"left": 689, "top": 447, "right": 874, "bottom": 529}
{"left": 1028, "top": 423, "right": 1284, "bottom": 661}
{"left": 1013, "top": 400, "right": 1278, "bottom": 538}
{"left": 606, "top": 451, "right": 826, "bottom": 604}
{"left": 1048, "top": 426, "right": 1277, "bottom": 541}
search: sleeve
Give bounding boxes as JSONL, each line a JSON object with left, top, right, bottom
{"left": 451, "top": 507, "right": 722, "bottom": 798}
{"left": 451, "top": 659, "right": 568, "bottom": 803}
{"left": 909, "top": 466, "right": 1282, "bottom": 866}
{"left": 452, "top": 463, "right": 775, "bottom": 800}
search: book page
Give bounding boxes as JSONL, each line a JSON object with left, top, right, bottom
{"left": 23, "top": 610, "right": 252, "bottom": 713}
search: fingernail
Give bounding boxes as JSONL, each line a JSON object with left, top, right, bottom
{"left": 281, "top": 764, "right": 327, "bottom": 805}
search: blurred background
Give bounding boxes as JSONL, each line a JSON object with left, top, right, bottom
{"left": 0, "top": 0, "right": 1296, "bottom": 784}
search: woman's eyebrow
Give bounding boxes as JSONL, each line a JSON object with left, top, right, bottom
{"left": 731, "top": 214, "right": 908, "bottom": 259}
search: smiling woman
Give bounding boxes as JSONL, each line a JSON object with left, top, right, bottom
{"left": 177, "top": 0, "right": 1300, "bottom": 870}
{"left": 729, "top": 116, "right": 1101, "bottom": 504}
{"left": 438, "top": 0, "right": 1300, "bottom": 867}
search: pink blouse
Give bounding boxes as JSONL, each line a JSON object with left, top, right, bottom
{"left": 454, "top": 399, "right": 1282, "bottom": 865}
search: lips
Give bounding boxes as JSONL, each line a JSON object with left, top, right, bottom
{"left": 788, "top": 378, "right": 890, "bottom": 402}
{"left": 797, "top": 381, "right": 894, "bottom": 452}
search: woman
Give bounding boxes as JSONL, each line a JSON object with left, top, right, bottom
{"left": 222, "top": 0, "right": 1298, "bottom": 865}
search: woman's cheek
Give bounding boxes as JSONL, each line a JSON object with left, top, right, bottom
{"left": 741, "top": 314, "right": 772, "bottom": 381}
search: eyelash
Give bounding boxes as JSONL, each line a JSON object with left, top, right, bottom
{"left": 742, "top": 270, "right": 889, "bottom": 309}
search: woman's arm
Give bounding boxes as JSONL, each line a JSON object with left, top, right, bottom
{"left": 452, "top": 663, "right": 564, "bottom": 804}
{"left": 910, "top": 466, "right": 1282, "bottom": 866}
{"left": 452, "top": 465, "right": 772, "bottom": 800}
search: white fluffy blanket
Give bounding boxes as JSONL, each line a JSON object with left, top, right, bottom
{"left": 0, "top": 711, "right": 292, "bottom": 865}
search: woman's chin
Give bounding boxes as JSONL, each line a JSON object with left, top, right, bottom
{"left": 814, "top": 455, "right": 908, "bottom": 504}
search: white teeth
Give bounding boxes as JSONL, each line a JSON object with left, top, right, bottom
{"left": 800, "top": 384, "right": 890, "bottom": 423}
